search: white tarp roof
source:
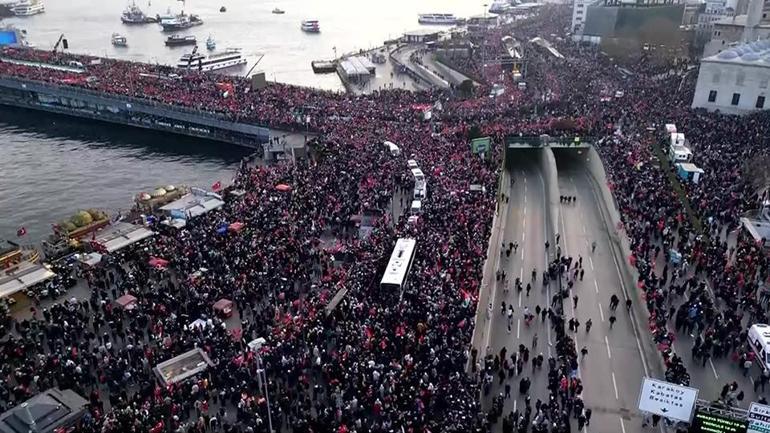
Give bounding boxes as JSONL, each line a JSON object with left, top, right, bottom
{"left": 339, "top": 56, "right": 374, "bottom": 77}
{"left": 90, "top": 222, "right": 155, "bottom": 253}
{"left": 160, "top": 191, "right": 225, "bottom": 220}
{"left": 0, "top": 264, "right": 56, "bottom": 298}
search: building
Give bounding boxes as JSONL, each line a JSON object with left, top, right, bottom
{"left": 703, "top": 0, "right": 770, "bottom": 55}
{"left": 571, "top": 0, "right": 594, "bottom": 34}
{"left": 0, "top": 388, "right": 88, "bottom": 433}
{"left": 692, "top": 38, "right": 770, "bottom": 112}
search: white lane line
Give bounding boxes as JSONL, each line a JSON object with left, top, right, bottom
{"left": 517, "top": 319, "right": 521, "bottom": 339}
{"left": 589, "top": 256, "right": 594, "bottom": 270}
{"left": 598, "top": 303, "right": 605, "bottom": 322}
{"left": 521, "top": 248, "right": 524, "bottom": 261}
{"left": 513, "top": 400, "right": 517, "bottom": 413}
{"left": 605, "top": 336, "right": 612, "bottom": 359}
{"left": 620, "top": 417, "right": 626, "bottom": 433}
{"left": 522, "top": 230, "right": 526, "bottom": 242}
{"left": 538, "top": 171, "right": 552, "bottom": 358}
{"left": 593, "top": 279, "right": 599, "bottom": 294}
{"left": 524, "top": 195, "right": 527, "bottom": 205}
{"left": 582, "top": 224, "right": 586, "bottom": 234}
{"left": 709, "top": 359, "right": 719, "bottom": 380}
{"left": 518, "top": 290, "right": 522, "bottom": 307}
{"left": 612, "top": 372, "right": 619, "bottom": 400}
{"left": 519, "top": 268, "right": 523, "bottom": 281}
{"left": 585, "top": 180, "right": 650, "bottom": 377}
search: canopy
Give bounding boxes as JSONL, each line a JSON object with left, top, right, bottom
{"left": 115, "top": 294, "right": 138, "bottom": 310}
{"left": 148, "top": 257, "right": 169, "bottom": 269}
{"left": 213, "top": 298, "right": 233, "bottom": 313}
{"left": 228, "top": 222, "right": 245, "bottom": 232}
{"left": 275, "top": 184, "right": 292, "bottom": 192}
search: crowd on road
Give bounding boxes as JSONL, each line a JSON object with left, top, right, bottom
{"left": 1, "top": 3, "right": 769, "bottom": 433}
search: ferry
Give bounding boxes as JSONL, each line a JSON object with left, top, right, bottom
{"left": 417, "top": 13, "right": 458, "bottom": 25}
{"left": 177, "top": 48, "right": 247, "bottom": 72}
{"left": 11, "top": 0, "right": 44, "bottom": 16}
{"left": 165, "top": 34, "right": 197, "bottom": 46}
{"left": 111, "top": 33, "right": 128, "bottom": 47}
{"left": 301, "top": 20, "right": 320, "bottom": 33}
{"left": 272, "top": 8, "right": 285, "bottom": 14}
{"left": 160, "top": 13, "right": 204, "bottom": 31}
{"left": 206, "top": 34, "right": 216, "bottom": 51}
{"left": 121, "top": 1, "right": 157, "bottom": 24}
{"left": 489, "top": 1, "right": 511, "bottom": 13}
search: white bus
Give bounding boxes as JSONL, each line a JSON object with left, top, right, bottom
{"left": 380, "top": 238, "right": 417, "bottom": 292}
{"left": 411, "top": 168, "right": 425, "bottom": 188}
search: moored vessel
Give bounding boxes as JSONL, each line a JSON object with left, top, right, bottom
{"left": 301, "top": 20, "right": 320, "bottom": 33}
{"left": 165, "top": 34, "right": 197, "bottom": 46}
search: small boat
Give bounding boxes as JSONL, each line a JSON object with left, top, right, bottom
{"left": 206, "top": 35, "right": 216, "bottom": 50}
{"left": 219, "top": 6, "right": 226, "bottom": 12}
{"left": 121, "top": 0, "right": 157, "bottom": 24}
{"left": 111, "top": 33, "right": 128, "bottom": 47}
{"left": 301, "top": 19, "right": 320, "bottom": 33}
{"left": 160, "top": 13, "right": 204, "bottom": 31}
{"left": 272, "top": 8, "right": 284, "bottom": 14}
{"left": 11, "top": 0, "right": 45, "bottom": 16}
{"left": 165, "top": 34, "right": 197, "bottom": 46}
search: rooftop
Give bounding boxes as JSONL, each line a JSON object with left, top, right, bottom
{"left": 704, "top": 38, "right": 770, "bottom": 65}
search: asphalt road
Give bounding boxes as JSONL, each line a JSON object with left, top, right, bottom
{"left": 555, "top": 155, "right": 651, "bottom": 433}
{"left": 482, "top": 154, "right": 555, "bottom": 421}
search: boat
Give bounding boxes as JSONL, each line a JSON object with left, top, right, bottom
{"left": 301, "top": 20, "right": 320, "bottom": 33}
{"left": 219, "top": 5, "right": 226, "bottom": 12}
{"left": 177, "top": 48, "right": 247, "bottom": 72}
{"left": 272, "top": 8, "right": 284, "bottom": 14}
{"left": 11, "top": 0, "right": 44, "bottom": 16}
{"left": 111, "top": 33, "right": 128, "bottom": 47}
{"left": 160, "top": 13, "right": 204, "bottom": 31}
{"left": 121, "top": 1, "right": 157, "bottom": 24}
{"left": 489, "top": 1, "right": 510, "bottom": 14}
{"left": 417, "top": 13, "right": 458, "bottom": 25}
{"left": 206, "top": 34, "right": 215, "bottom": 50}
{"left": 165, "top": 34, "right": 197, "bottom": 46}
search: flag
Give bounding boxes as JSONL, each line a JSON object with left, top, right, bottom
{"left": 16, "top": 227, "right": 26, "bottom": 237}
{"left": 212, "top": 181, "right": 222, "bottom": 192}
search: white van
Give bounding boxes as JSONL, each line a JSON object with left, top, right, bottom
{"left": 407, "top": 159, "right": 419, "bottom": 170}
{"left": 410, "top": 200, "right": 422, "bottom": 215}
{"left": 384, "top": 141, "right": 400, "bottom": 156}
{"left": 413, "top": 185, "right": 427, "bottom": 200}
{"left": 665, "top": 123, "right": 677, "bottom": 134}
{"left": 670, "top": 132, "right": 685, "bottom": 148}
{"left": 669, "top": 145, "right": 692, "bottom": 162}
{"left": 748, "top": 324, "right": 770, "bottom": 369}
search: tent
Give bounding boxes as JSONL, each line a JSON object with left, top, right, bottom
{"left": 213, "top": 298, "right": 234, "bottom": 318}
{"left": 115, "top": 294, "right": 138, "bottom": 310}
{"left": 148, "top": 257, "right": 169, "bottom": 269}
{"left": 228, "top": 222, "right": 245, "bottom": 233}
{"left": 275, "top": 184, "right": 292, "bottom": 192}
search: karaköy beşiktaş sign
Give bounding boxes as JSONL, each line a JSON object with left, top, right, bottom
{"left": 637, "top": 377, "right": 698, "bottom": 423}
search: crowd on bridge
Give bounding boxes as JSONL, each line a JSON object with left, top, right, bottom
{"left": 1, "top": 2, "right": 770, "bottom": 433}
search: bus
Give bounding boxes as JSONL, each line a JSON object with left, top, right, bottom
{"left": 380, "top": 238, "right": 417, "bottom": 292}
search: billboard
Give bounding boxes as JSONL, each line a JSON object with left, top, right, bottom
{"left": 690, "top": 408, "right": 748, "bottom": 433}
{"left": 749, "top": 402, "right": 770, "bottom": 433}
{"left": 637, "top": 377, "right": 698, "bottom": 422}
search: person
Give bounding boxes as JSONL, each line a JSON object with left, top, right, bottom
{"left": 625, "top": 299, "right": 632, "bottom": 312}
{"left": 609, "top": 314, "right": 617, "bottom": 329}
{"left": 591, "top": 240, "right": 596, "bottom": 253}
{"left": 609, "top": 294, "right": 619, "bottom": 310}
{"left": 573, "top": 295, "right": 579, "bottom": 309}
{"left": 580, "top": 346, "right": 588, "bottom": 359}
{"left": 532, "top": 333, "right": 538, "bottom": 349}
{"left": 586, "top": 318, "right": 592, "bottom": 333}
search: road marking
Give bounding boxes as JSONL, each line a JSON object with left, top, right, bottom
{"left": 521, "top": 248, "right": 524, "bottom": 261}
{"left": 513, "top": 400, "right": 517, "bottom": 413}
{"left": 593, "top": 279, "right": 599, "bottom": 294}
{"left": 605, "top": 336, "right": 612, "bottom": 359}
{"left": 598, "top": 303, "right": 605, "bottom": 322}
{"left": 519, "top": 268, "right": 523, "bottom": 281}
{"left": 523, "top": 218, "right": 526, "bottom": 231}
{"left": 589, "top": 256, "right": 594, "bottom": 270}
{"left": 517, "top": 319, "right": 521, "bottom": 339}
{"left": 612, "top": 372, "right": 619, "bottom": 399}
{"left": 709, "top": 359, "right": 719, "bottom": 380}
{"left": 522, "top": 230, "right": 526, "bottom": 242}
{"left": 538, "top": 171, "right": 552, "bottom": 358}
{"left": 524, "top": 195, "right": 527, "bottom": 205}
{"left": 620, "top": 417, "right": 626, "bottom": 433}
{"left": 585, "top": 180, "right": 650, "bottom": 377}
{"left": 518, "top": 290, "right": 522, "bottom": 307}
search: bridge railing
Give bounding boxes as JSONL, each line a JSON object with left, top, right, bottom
{"left": 505, "top": 135, "right": 597, "bottom": 147}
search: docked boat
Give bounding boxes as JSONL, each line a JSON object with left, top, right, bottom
{"left": 489, "top": 1, "right": 511, "bottom": 14}
{"left": 205, "top": 34, "right": 215, "bottom": 50}
{"left": 272, "top": 8, "right": 284, "bottom": 14}
{"left": 417, "top": 13, "right": 458, "bottom": 25}
{"left": 160, "top": 13, "right": 203, "bottom": 31}
{"left": 219, "top": 5, "right": 226, "bottom": 12}
{"left": 165, "top": 34, "right": 197, "bottom": 46}
{"left": 301, "top": 19, "right": 320, "bottom": 33}
{"left": 121, "top": 1, "right": 157, "bottom": 24}
{"left": 177, "top": 48, "right": 247, "bottom": 72}
{"left": 111, "top": 33, "right": 128, "bottom": 47}
{"left": 11, "top": 0, "right": 44, "bottom": 16}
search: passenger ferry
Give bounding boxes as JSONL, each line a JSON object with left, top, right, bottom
{"left": 301, "top": 20, "right": 320, "bottom": 33}
{"left": 177, "top": 48, "right": 247, "bottom": 72}
{"left": 165, "top": 34, "right": 197, "bottom": 46}
{"left": 11, "top": 0, "right": 44, "bottom": 16}
{"left": 417, "top": 13, "right": 458, "bottom": 25}
{"left": 121, "top": 1, "right": 157, "bottom": 24}
{"left": 111, "top": 33, "right": 128, "bottom": 47}
{"left": 160, "top": 13, "right": 204, "bottom": 31}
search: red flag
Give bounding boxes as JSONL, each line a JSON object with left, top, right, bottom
{"left": 16, "top": 227, "right": 26, "bottom": 237}
{"left": 212, "top": 181, "right": 222, "bottom": 192}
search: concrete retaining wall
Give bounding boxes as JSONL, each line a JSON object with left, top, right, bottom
{"left": 539, "top": 148, "right": 560, "bottom": 247}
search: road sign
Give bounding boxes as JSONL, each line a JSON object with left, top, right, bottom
{"left": 749, "top": 402, "right": 770, "bottom": 433}
{"left": 691, "top": 408, "right": 748, "bottom": 433}
{"left": 637, "top": 377, "right": 698, "bottom": 422}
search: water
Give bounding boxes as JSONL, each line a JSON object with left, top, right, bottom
{"left": 0, "top": 0, "right": 486, "bottom": 242}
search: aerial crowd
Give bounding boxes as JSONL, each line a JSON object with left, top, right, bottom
{"left": 0, "top": 3, "right": 769, "bottom": 433}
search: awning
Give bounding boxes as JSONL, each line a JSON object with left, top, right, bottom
{"left": 0, "top": 265, "right": 56, "bottom": 298}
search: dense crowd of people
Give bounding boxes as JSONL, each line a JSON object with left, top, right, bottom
{"left": 0, "top": 3, "right": 769, "bottom": 433}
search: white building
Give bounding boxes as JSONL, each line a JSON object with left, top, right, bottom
{"left": 703, "top": 0, "right": 770, "bottom": 55}
{"left": 571, "top": 0, "right": 589, "bottom": 34}
{"left": 692, "top": 38, "right": 770, "bottom": 112}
